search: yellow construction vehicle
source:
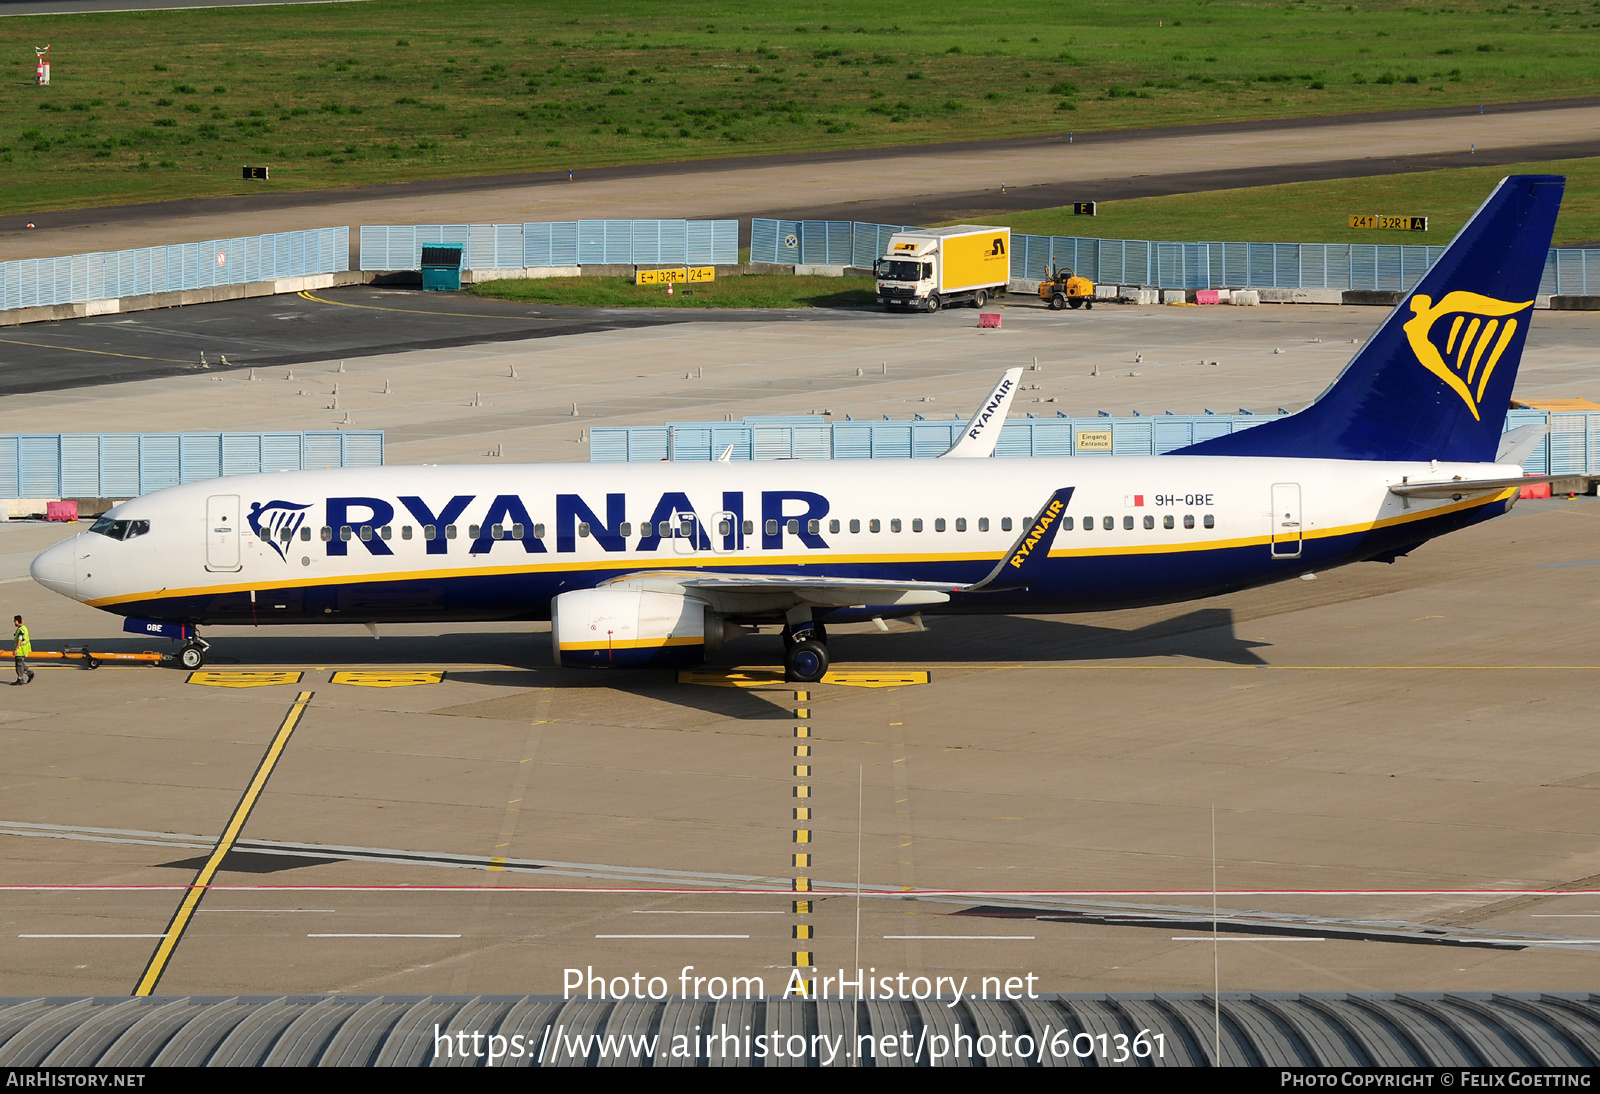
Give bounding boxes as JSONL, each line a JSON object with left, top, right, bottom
{"left": 1039, "top": 265, "right": 1096, "bottom": 310}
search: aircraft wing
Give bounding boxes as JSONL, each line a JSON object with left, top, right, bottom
{"left": 598, "top": 486, "right": 1078, "bottom": 613}
{"left": 1388, "top": 474, "right": 1563, "bottom": 499}
{"left": 677, "top": 574, "right": 958, "bottom": 606}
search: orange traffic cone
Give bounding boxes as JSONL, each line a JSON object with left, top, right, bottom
{"left": 667, "top": 282, "right": 674, "bottom": 297}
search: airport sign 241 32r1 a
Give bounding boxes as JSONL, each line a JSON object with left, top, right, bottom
{"left": 1348, "top": 214, "right": 1428, "bottom": 231}
{"left": 637, "top": 267, "right": 715, "bottom": 285}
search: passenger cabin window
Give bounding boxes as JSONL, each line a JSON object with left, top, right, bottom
{"left": 870, "top": 519, "right": 881, "bottom": 533}
{"left": 470, "top": 524, "right": 482, "bottom": 539}
{"left": 1083, "top": 518, "right": 1093, "bottom": 532}
{"left": 512, "top": 523, "right": 524, "bottom": 539}
{"left": 300, "top": 527, "right": 312, "bottom": 541}
{"left": 829, "top": 519, "right": 840, "bottom": 534}
{"left": 1163, "top": 516, "right": 1174, "bottom": 530}
{"left": 1143, "top": 516, "right": 1154, "bottom": 530}
{"left": 786, "top": 519, "right": 799, "bottom": 535}
{"left": 1183, "top": 515, "right": 1195, "bottom": 529}
{"left": 912, "top": 519, "right": 923, "bottom": 532}
{"left": 340, "top": 526, "right": 353, "bottom": 542}
{"left": 935, "top": 518, "right": 946, "bottom": 532}
{"left": 765, "top": 519, "right": 779, "bottom": 536}
{"left": 575, "top": 523, "right": 588, "bottom": 538}
{"left": 1062, "top": 516, "right": 1074, "bottom": 531}
{"left": 955, "top": 518, "right": 966, "bottom": 532}
{"left": 719, "top": 519, "right": 733, "bottom": 536}
{"left": 445, "top": 525, "right": 458, "bottom": 539}
{"left": 890, "top": 519, "right": 902, "bottom": 533}
{"left": 1001, "top": 518, "right": 1013, "bottom": 532}
{"left": 979, "top": 518, "right": 989, "bottom": 532}
{"left": 1122, "top": 516, "right": 1133, "bottom": 531}
{"left": 1204, "top": 514, "right": 1215, "bottom": 529}
{"left": 808, "top": 519, "right": 820, "bottom": 535}
{"left": 321, "top": 527, "right": 333, "bottom": 542}
{"left": 423, "top": 525, "right": 437, "bottom": 540}
{"left": 1102, "top": 516, "right": 1113, "bottom": 531}
{"left": 850, "top": 519, "right": 861, "bottom": 534}
{"left": 743, "top": 520, "right": 754, "bottom": 535}
{"left": 533, "top": 524, "right": 545, "bottom": 539}
{"left": 402, "top": 526, "right": 413, "bottom": 540}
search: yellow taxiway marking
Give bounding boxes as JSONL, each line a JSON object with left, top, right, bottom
{"left": 0, "top": 336, "right": 191, "bottom": 364}
{"left": 678, "top": 668, "right": 930, "bottom": 689}
{"left": 134, "top": 690, "right": 314, "bottom": 996}
{"left": 297, "top": 290, "right": 554, "bottom": 322}
{"left": 187, "top": 671, "right": 304, "bottom": 688}
{"left": 330, "top": 670, "right": 445, "bottom": 687}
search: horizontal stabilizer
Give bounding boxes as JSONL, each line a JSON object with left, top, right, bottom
{"left": 1496, "top": 423, "right": 1548, "bottom": 467}
{"left": 1388, "top": 474, "right": 1560, "bottom": 499}
{"left": 941, "top": 368, "right": 1023, "bottom": 458}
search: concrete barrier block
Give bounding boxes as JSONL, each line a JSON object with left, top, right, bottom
{"left": 3, "top": 499, "right": 53, "bottom": 519}
{"left": 84, "top": 298, "right": 120, "bottom": 316}
{"left": 1549, "top": 295, "right": 1600, "bottom": 310}
{"left": 1161, "top": 289, "right": 1189, "bottom": 304}
{"left": 1342, "top": 290, "right": 1405, "bottom": 307}
{"left": 1230, "top": 290, "right": 1260, "bottom": 306}
{"left": 1256, "top": 287, "right": 1343, "bottom": 305}
{"left": 1010, "top": 279, "right": 1042, "bottom": 294}
{"left": 1094, "top": 284, "right": 1119, "bottom": 300}
{"left": 795, "top": 264, "right": 845, "bottom": 277}
{"left": 524, "top": 266, "right": 583, "bottom": 279}
{"left": 579, "top": 264, "right": 638, "bottom": 277}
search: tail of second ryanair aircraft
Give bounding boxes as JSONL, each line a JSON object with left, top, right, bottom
{"left": 1179, "top": 175, "right": 1564, "bottom": 462}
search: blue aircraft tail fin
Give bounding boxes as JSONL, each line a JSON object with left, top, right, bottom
{"left": 1178, "top": 175, "right": 1563, "bottom": 462}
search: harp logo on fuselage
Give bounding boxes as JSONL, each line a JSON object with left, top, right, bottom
{"left": 1402, "top": 291, "right": 1533, "bottom": 422}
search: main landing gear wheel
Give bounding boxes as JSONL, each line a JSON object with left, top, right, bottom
{"left": 786, "top": 640, "right": 829, "bottom": 683}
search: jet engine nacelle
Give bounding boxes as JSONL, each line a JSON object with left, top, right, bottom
{"left": 551, "top": 587, "right": 732, "bottom": 669}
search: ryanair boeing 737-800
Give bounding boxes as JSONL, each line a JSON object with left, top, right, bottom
{"left": 29, "top": 176, "right": 1568, "bottom": 681}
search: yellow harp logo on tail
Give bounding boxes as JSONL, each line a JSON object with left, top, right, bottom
{"left": 1402, "top": 291, "right": 1532, "bottom": 421}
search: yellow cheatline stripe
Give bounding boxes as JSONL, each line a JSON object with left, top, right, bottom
{"left": 133, "top": 690, "right": 314, "bottom": 997}
{"left": 0, "top": 336, "right": 192, "bottom": 364}
{"left": 296, "top": 290, "right": 556, "bottom": 322}
{"left": 83, "top": 492, "right": 1511, "bottom": 611}
{"left": 989, "top": 663, "right": 1600, "bottom": 671}
{"left": 558, "top": 635, "right": 703, "bottom": 651}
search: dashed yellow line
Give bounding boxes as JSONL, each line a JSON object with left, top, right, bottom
{"left": 0, "top": 336, "right": 191, "bottom": 364}
{"left": 791, "top": 689, "right": 813, "bottom": 992}
{"left": 133, "top": 690, "right": 314, "bottom": 996}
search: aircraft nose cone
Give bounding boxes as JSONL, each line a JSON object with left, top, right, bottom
{"left": 30, "top": 540, "right": 77, "bottom": 599}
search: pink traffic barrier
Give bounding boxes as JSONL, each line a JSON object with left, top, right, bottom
{"left": 1519, "top": 482, "right": 1552, "bottom": 499}
{"left": 978, "top": 313, "right": 1001, "bottom": 329}
{"left": 45, "top": 500, "right": 78, "bottom": 522}
{"left": 1195, "top": 290, "right": 1220, "bottom": 305}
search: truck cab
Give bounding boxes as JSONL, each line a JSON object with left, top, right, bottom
{"left": 874, "top": 225, "right": 1010, "bottom": 313}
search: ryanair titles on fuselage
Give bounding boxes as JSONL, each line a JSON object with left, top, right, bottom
{"left": 248, "top": 490, "right": 836, "bottom": 559}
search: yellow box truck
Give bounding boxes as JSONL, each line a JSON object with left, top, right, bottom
{"left": 873, "top": 225, "right": 1011, "bottom": 313}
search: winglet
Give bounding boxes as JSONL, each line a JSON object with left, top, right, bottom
{"left": 964, "top": 487, "right": 1075, "bottom": 592}
{"left": 941, "top": 368, "right": 1024, "bottom": 458}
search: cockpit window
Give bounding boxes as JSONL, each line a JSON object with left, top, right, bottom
{"left": 89, "top": 517, "right": 150, "bottom": 541}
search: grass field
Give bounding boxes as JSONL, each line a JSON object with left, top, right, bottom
{"left": 989, "top": 157, "right": 1600, "bottom": 245}
{"left": 2, "top": 0, "right": 1597, "bottom": 215}
{"left": 470, "top": 273, "right": 875, "bottom": 309}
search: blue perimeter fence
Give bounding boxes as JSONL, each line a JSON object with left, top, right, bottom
{"left": 359, "top": 220, "right": 739, "bottom": 271}
{"left": 0, "top": 431, "right": 384, "bottom": 500}
{"left": 0, "top": 228, "right": 348, "bottom": 313}
{"left": 749, "top": 219, "right": 1600, "bottom": 296}
{"left": 592, "top": 409, "right": 1599, "bottom": 477}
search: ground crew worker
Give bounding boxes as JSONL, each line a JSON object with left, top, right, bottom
{"left": 13, "top": 615, "right": 34, "bottom": 685}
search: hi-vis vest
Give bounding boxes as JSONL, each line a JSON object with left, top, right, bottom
{"left": 13, "top": 625, "right": 29, "bottom": 657}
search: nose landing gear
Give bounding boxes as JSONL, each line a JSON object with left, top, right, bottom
{"left": 177, "top": 636, "right": 210, "bottom": 670}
